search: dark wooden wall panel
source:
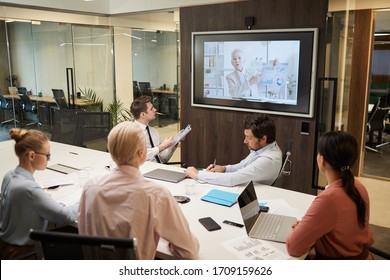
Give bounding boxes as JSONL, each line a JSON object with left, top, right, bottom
{"left": 180, "top": 0, "right": 327, "bottom": 194}
{"left": 347, "top": 10, "right": 374, "bottom": 175}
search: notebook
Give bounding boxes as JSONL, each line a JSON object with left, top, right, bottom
{"left": 238, "top": 181, "right": 297, "bottom": 243}
{"left": 143, "top": 168, "right": 186, "bottom": 183}
{"left": 201, "top": 189, "right": 239, "bottom": 207}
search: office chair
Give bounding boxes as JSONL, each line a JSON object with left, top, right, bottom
{"left": 139, "top": 81, "right": 158, "bottom": 105}
{"left": 369, "top": 224, "right": 390, "bottom": 260}
{"left": 29, "top": 230, "right": 138, "bottom": 260}
{"left": 51, "top": 109, "right": 85, "bottom": 145}
{"left": 16, "top": 86, "right": 28, "bottom": 95}
{"left": 271, "top": 150, "right": 292, "bottom": 186}
{"left": 74, "top": 111, "right": 111, "bottom": 151}
{"left": 18, "top": 94, "right": 42, "bottom": 128}
{"left": 133, "top": 81, "right": 143, "bottom": 99}
{"left": 0, "top": 92, "right": 19, "bottom": 126}
{"left": 365, "top": 93, "right": 390, "bottom": 153}
{"left": 52, "top": 89, "right": 69, "bottom": 109}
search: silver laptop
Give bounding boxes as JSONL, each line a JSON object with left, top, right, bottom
{"left": 143, "top": 168, "right": 186, "bottom": 183}
{"left": 238, "top": 181, "right": 297, "bottom": 243}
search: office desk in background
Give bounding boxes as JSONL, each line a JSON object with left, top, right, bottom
{"left": 3, "top": 94, "right": 102, "bottom": 108}
{"left": 0, "top": 140, "right": 315, "bottom": 260}
{"left": 151, "top": 89, "right": 179, "bottom": 120}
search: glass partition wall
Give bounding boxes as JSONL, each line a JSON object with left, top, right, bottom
{"left": 318, "top": 8, "right": 390, "bottom": 184}
{"left": 131, "top": 30, "right": 180, "bottom": 127}
{"left": 0, "top": 19, "right": 115, "bottom": 131}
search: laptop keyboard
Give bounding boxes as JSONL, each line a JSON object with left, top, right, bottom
{"left": 252, "top": 214, "right": 284, "bottom": 240}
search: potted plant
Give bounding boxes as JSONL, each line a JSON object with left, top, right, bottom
{"left": 105, "top": 99, "right": 134, "bottom": 128}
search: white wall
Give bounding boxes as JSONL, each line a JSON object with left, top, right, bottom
{"left": 1, "top": 0, "right": 239, "bottom": 14}
{"left": 114, "top": 26, "right": 133, "bottom": 109}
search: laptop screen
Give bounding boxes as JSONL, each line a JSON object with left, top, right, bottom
{"left": 237, "top": 181, "right": 261, "bottom": 234}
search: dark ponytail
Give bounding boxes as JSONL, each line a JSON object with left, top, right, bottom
{"left": 318, "top": 131, "right": 366, "bottom": 228}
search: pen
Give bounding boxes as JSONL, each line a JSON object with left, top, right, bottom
{"left": 69, "top": 152, "right": 78, "bottom": 155}
{"left": 212, "top": 159, "right": 216, "bottom": 168}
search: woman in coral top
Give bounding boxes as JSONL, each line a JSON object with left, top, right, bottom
{"left": 286, "top": 131, "right": 373, "bottom": 259}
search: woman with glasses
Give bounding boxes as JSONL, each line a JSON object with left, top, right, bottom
{"left": 0, "top": 128, "right": 78, "bottom": 259}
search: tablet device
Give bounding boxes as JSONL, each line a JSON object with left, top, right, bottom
{"left": 173, "top": 124, "right": 191, "bottom": 146}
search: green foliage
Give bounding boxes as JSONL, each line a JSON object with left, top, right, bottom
{"left": 105, "top": 99, "right": 134, "bottom": 128}
{"left": 77, "top": 86, "right": 104, "bottom": 112}
{"left": 77, "top": 86, "right": 133, "bottom": 127}
{"left": 78, "top": 86, "right": 103, "bottom": 103}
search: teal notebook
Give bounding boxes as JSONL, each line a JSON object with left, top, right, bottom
{"left": 201, "top": 189, "right": 239, "bottom": 207}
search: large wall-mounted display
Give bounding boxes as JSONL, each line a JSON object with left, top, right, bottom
{"left": 192, "top": 28, "right": 318, "bottom": 118}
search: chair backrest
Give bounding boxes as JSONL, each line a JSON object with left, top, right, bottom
{"left": 51, "top": 109, "right": 84, "bottom": 144}
{"left": 18, "top": 93, "right": 35, "bottom": 112}
{"left": 133, "top": 81, "right": 142, "bottom": 98}
{"left": 369, "top": 224, "right": 390, "bottom": 260}
{"left": 52, "top": 89, "right": 69, "bottom": 109}
{"left": 30, "top": 230, "right": 138, "bottom": 260}
{"left": 271, "top": 151, "right": 292, "bottom": 186}
{"left": 139, "top": 82, "right": 153, "bottom": 95}
{"left": 74, "top": 111, "right": 111, "bottom": 151}
{"left": 367, "top": 93, "right": 390, "bottom": 133}
{"left": 0, "top": 93, "right": 9, "bottom": 109}
{"left": 138, "top": 82, "right": 156, "bottom": 104}
{"left": 16, "top": 87, "right": 28, "bottom": 95}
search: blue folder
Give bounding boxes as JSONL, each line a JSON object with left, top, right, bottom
{"left": 201, "top": 189, "right": 239, "bottom": 207}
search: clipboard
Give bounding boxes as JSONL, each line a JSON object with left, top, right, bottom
{"left": 201, "top": 189, "right": 239, "bottom": 207}
{"left": 173, "top": 124, "right": 191, "bottom": 146}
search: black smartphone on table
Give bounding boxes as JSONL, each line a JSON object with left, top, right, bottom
{"left": 198, "top": 217, "right": 221, "bottom": 231}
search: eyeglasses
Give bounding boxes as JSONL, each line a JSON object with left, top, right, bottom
{"left": 35, "top": 152, "right": 51, "bottom": 160}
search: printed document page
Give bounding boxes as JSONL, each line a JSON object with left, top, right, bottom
{"left": 221, "top": 235, "right": 290, "bottom": 260}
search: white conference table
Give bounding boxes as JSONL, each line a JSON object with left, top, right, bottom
{"left": 0, "top": 140, "right": 316, "bottom": 260}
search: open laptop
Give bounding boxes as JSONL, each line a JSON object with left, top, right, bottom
{"left": 238, "top": 181, "right": 297, "bottom": 243}
{"left": 143, "top": 168, "right": 186, "bottom": 183}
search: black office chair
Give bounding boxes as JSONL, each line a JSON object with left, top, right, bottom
{"left": 369, "top": 224, "right": 390, "bottom": 260}
{"left": 133, "top": 81, "right": 143, "bottom": 99}
{"left": 30, "top": 230, "right": 138, "bottom": 260}
{"left": 139, "top": 81, "right": 158, "bottom": 105}
{"left": 51, "top": 109, "right": 85, "bottom": 145}
{"left": 18, "top": 94, "right": 42, "bottom": 128}
{"left": 16, "top": 86, "right": 28, "bottom": 95}
{"left": 74, "top": 111, "right": 111, "bottom": 151}
{"left": 271, "top": 150, "right": 292, "bottom": 186}
{"left": 366, "top": 93, "right": 390, "bottom": 153}
{"left": 52, "top": 89, "right": 69, "bottom": 109}
{"left": 0, "top": 92, "right": 19, "bottom": 126}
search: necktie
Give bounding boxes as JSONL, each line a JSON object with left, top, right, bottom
{"left": 146, "top": 126, "right": 161, "bottom": 163}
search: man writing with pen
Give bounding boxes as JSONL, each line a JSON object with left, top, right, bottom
{"left": 185, "top": 114, "right": 282, "bottom": 187}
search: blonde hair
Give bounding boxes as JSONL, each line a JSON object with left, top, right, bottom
{"left": 9, "top": 128, "right": 49, "bottom": 157}
{"left": 107, "top": 121, "right": 146, "bottom": 165}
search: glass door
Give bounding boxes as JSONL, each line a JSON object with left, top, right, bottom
{"left": 363, "top": 10, "right": 390, "bottom": 179}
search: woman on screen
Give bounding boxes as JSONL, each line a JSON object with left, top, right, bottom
{"left": 226, "top": 48, "right": 261, "bottom": 98}
{"left": 286, "top": 131, "right": 373, "bottom": 259}
{"left": 0, "top": 128, "right": 78, "bottom": 259}
{"left": 78, "top": 121, "right": 199, "bottom": 260}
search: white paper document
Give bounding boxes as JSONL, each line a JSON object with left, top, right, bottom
{"left": 221, "top": 235, "right": 290, "bottom": 260}
{"left": 260, "top": 198, "right": 306, "bottom": 220}
{"left": 37, "top": 176, "right": 75, "bottom": 189}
